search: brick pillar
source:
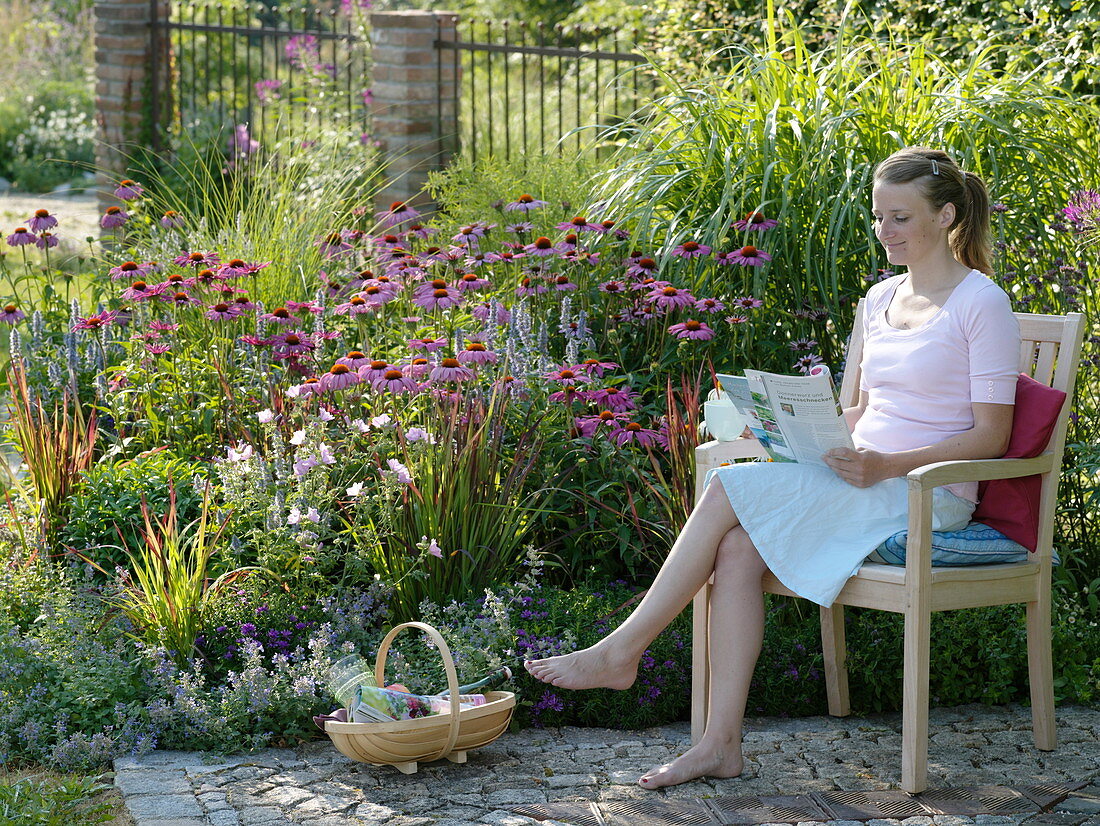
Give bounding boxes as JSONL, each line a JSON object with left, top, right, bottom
{"left": 370, "top": 10, "right": 460, "bottom": 217}
{"left": 94, "top": 0, "right": 170, "bottom": 214}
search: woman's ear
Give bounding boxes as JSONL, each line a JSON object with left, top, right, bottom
{"left": 939, "top": 202, "right": 957, "bottom": 227}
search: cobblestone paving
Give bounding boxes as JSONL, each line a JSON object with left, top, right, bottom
{"left": 113, "top": 703, "right": 1100, "bottom": 826}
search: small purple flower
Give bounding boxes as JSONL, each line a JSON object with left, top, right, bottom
{"left": 5, "top": 227, "right": 35, "bottom": 246}
{"left": 35, "top": 232, "right": 59, "bottom": 249}
{"left": 113, "top": 179, "right": 144, "bottom": 200}
{"left": 555, "top": 216, "right": 601, "bottom": 233}
{"left": 504, "top": 194, "right": 548, "bottom": 212}
{"left": 695, "top": 297, "right": 725, "bottom": 313}
{"left": 0, "top": 304, "right": 26, "bottom": 323}
{"left": 26, "top": 209, "right": 58, "bottom": 232}
{"left": 524, "top": 236, "right": 561, "bottom": 257}
{"left": 647, "top": 285, "right": 696, "bottom": 310}
{"left": 160, "top": 211, "right": 184, "bottom": 229}
{"left": 374, "top": 201, "right": 421, "bottom": 229}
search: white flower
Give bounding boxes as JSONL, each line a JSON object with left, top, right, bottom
{"left": 427, "top": 538, "right": 443, "bottom": 558}
{"left": 286, "top": 385, "right": 301, "bottom": 398}
{"left": 227, "top": 442, "right": 253, "bottom": 462}
{"left": 405, "top": 427, "right": 436, "bottom": 443}
{"left": 346, "top": 482, "right": 364, "bottom": 497}
{"left": 306, "top": 507, "right": 321, "bottom": 523}
{"left": 287, "top": 506, "right": 302, "bottom": 525}
{"left": 293, "top": 456, "right": 318, "bottom": 477}
{"left": 290, "top": 429, "right": 306, "bottom": 445}
{"left": 350, "top": 418, "right": 370, "bottom": 433}
{"left": 318, "top": 408, "right": 335, "bottom": 422}
{"left": 257, "top": 409, "right": 275, "bottom": 423}
{"left": 318, "top": 443, "right": 336, "bottom": 465}
{"left": 371, "top": 414, "right": 393, "bottom": 428}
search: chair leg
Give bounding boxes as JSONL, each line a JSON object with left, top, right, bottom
{"left": 819, "top": 604, "right": 851, "bottom": 717}
{"left": 901, "top": 606, "right": 931, "bottom": 794}
{"left": 690, "top": 581, "right": 711, "bottom": 745}
{"left": 1026, "top": 598, "right": 1057, "bottom": 751}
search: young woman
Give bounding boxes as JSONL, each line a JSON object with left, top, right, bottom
{"left": 524, "top": 147, "right": 1022, "bottom": 788}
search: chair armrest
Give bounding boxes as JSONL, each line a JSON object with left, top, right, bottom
{"left": 906, "top": 453, "right": 1056, "bottom": 491}
{"left": 696, "top": 437, "right": 768, "bottom": 463}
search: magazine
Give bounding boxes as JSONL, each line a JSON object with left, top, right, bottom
{"left": 715, "top": 365, "right": 854, "bottom": 467}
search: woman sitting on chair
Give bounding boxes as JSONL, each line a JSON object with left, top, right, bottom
{"left": 525, "top": 146, "right": 1022, "bottom": 788}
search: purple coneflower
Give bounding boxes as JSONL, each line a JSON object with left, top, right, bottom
{"left": 408, "top": 336, "right": 447, "bottom": 352}
{"left": 456, "top": 272, "right": 491, "bottom": 292}
{"left": 358, "top": 284, "right": 396, "bottom": 306}
{"left": 27, "top": 209, "right": 58, "bottom": 232}
{"left": 358, "top": 359, "right": 392, "bottom": 383}
{"left": 36, "top": 232, "right": 58, "bottom": 250}
{"left": 574, "top": 409, "right": 628, "bottom": 437}
{"left": 732, "top": 212, "right": 779, "bottom": 231}
{"left": 471, "top": 302, "right": 511, "bottom": 325}
{"left": 575, "top": 358, "right": 619, "bottom": 377}
{"left": 589, "top": 385, "right": 638, "bottom": 412}
{"left": 542, "top": 366, "right": 589, "bottom": 387}
{"left": 405, "top": 223, "right": 438, "bottom": 239}
{"left": 404, "top": 357, "right": 431, "bottom": 378}
{"left": 163, "top": 290, "right": 199, "bottom": 308}
{"left": 728, "top": 245, "right": 772, "bottom": 266}
{"left": 194, "top": 268, "right": 225, "bottom": 288}
{"left": 515, "top": 276, "right": 548, "bottom": 297}
{"left": 373, "top": 367, "right": 419, "bottom": 393}
{"left": 149, "top": 320, "right": 180, "bottom": 332}
{"left": 504, "top": 194, "right": 548, "bottom": 212}
{"left": 456, "top": 341, "right": 498, "bottom": 365}
{"left": 599, "top": 279, "right": 627, "bottom": 294}
{"left": 100, "top": 207, "right": 129, "bottom": 229}
{"left": 375, "top": 201, "right": 420, "bottom": 229}
{"left": 412, "top": 286, "right": 462, "bottom": 311}
{"left": 671, "top": 240, "right": 711, "bottom": 259}
{"left": 145, "top": 342, "right": 171, "bottom": 355}
{"left": 552, "top": 274, "right": 578, "bottom": 291}
{"left": 731, "top": 296, "right": 764, "bottom": 310}
{"left": 486, "top": 249, "right": 525, "bottom": 264}
{"left": 626, "top": 256, "right": 659, "bottom": 278}
{"left": 668, "top": 319, "right": 715, "bottom": 340}
{"left": 286, "top": 300, "right": 322, "bottom": 315}
{"left": 429, "top": 357, "right": 475, "bottom": 383}
{"left": 219, "top": 258, "right": 269, "bottom": 278}
{"left": 647, "top": 285, "right": 696, "bottom": 311}
{"left": 321, "top": 363, "right": 361, "bottom": 391}
{"left": 114, "top": 180, "right": 144, "bottom": 200}
{"left": 318, "top": 231, "right": 353, "bottom": 259}
{"left": 5, "top": 227, "right": 36, "bottom": 246}
{"left": 555, "top": 216, "right": 601, "bottom": 233}
{"left": 794, "top": 353, "right": 824, "bottom": 373}
{"left": 569, "top": 250, "right": 601, "bottom": 266}
{"left": 334, "top": 296, "right": 375, "bottom": 315}
{"left": 272, "top": 330, "right": 315, "bottom": 355}
{"left": 205, "top": 302, "right": 241, "bottom": 321}
{"left": 559, "top": 233, "right": 579, "bottom": 251}
{"left": 160, "top": 211, "right": 184, "bottom": 229}
{"left": 725, "top": 314, "right": 749, "bottom": 325}
{"left": 73, "top": 310, "right": 119, "bottom": 331}
{"left": 452, "top": 223, "right": 495, "bottom": 245}
{"left": 336, "top": 350, "right": 370, "bottom": 368}
{"left": 0, "top": 304, "right": 26, "bottom": 323}
{"left": 175, "top": 251, "right": 220, "bottom": 268}
{"left": 121, "top": 280, "right": 164, "bottom": 302}
{"left": 788, "top": 338, "right": 818, "bottom": 352}
{"left": 231, "top": 294, "right": 257, "bottom": 312}
{"left": 695, "top": 297, "right": 725, "bottom": 313}
{"left": 504, "top": 221, "right": 535, "bottom": 234}
{"left": 260, "top": 307, "right": 296, "bottom": 325}
{"left": 525, "top": 236, "right": 560, "bottom": 257}
{"left": 109, "top": 261, "right": 152, "bottom": 281}
{"left": 464, "top": 251, "right": 489, "bottom": 269}
{"left": 608, "top": 421, "right": 666, "bottom": 448}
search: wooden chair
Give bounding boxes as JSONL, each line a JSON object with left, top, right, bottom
{"left": 690, "top": 302, "right": 1085, "bottom": 794}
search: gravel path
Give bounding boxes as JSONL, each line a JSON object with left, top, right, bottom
{"left": 0, "top": 190, "right": 103, "bottom": 254}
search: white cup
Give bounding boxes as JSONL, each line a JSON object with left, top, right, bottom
{"left": 704, "top": 399, "right": 745, "bottom": 441}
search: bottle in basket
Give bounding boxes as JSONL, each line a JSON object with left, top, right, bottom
{"left": 437, "top": 665, "right": 513, "bottom": 697}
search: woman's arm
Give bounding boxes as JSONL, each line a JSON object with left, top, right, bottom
{"left": 842, "top": 390, "right": 869, "bottom": 431}
{"left": 823, "top": 401, "right": 1013, "bottom": 488}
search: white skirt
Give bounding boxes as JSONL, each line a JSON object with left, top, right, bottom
{"left": 704, "top": 462, "right": 975, "bottom": 607}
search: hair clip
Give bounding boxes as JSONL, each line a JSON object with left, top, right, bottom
{"left": 930, "top": 159, "right": 940, "bottom": 176}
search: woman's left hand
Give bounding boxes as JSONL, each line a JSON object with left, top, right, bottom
{"left": 822, "top": 447, "right": 894, "bottom": 488}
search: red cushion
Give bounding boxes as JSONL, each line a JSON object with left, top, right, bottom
{"left": 971, "top": 373, "right": 1067, "bottom": 552}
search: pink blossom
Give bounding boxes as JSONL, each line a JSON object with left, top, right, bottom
{"left": 381, "top": 458, "right": 413, "bottom": 484}
{"left": 668, "top": 319, "right": 715, "bottom": 340}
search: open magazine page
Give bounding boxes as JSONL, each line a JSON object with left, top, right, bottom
{"left": 745, "top": 369, "right": 854, "bottom": 466}
{"left": 715, "top": 373, "right": 796, "bottom": 462}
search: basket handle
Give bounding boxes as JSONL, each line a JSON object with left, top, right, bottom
{"left": 375, "top": 621, "right": 461, "bottom": 763}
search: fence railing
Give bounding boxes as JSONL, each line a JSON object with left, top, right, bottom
{"left": 437, "top": 19, "right": 652, "bottom": 163}
{"left": 149, "top": 1, "right": 371, "bottom": 152}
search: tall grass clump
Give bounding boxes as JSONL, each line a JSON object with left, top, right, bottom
{"left": 595, "top": 4, "right": 1100, "bottom": 341}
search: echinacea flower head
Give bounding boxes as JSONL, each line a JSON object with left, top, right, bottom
{"left": 375, "top": 200, "right": 420, "bottom": 229}
{"left": 732, "top": 211, "right": 779, "bottom": 231}
{"left": 524, "top": 236, "right": 560, "bottom": 257}
{"left": 372, "top": 367, "right": 420, "bottom": 393}
{"left": 318, "top": 231, "right": 353, "bottom": 259}
{"left": 668, "top": 319, "right": 715, "bottom": 340}
{"left": 452, "top": 223, "right": 495, "bottom": 244}
{"left": 205, "top": 302, "right": 241, "bottom": 321}
{"left": 122, "top": 280, "right": 164, "bottom": 302}
{"left": 504, "top": 194, "right": 548, "bottom": 212}
{"left": 574, "top": 409, "right": 628, "bottom": 437}
{"left": 456, "top": 271, "right": 491, "bottom": 291}
{"left": 73, "top": 310, "right": 120, "bottom": 331}
{"left": 671, "top": 240, "right": 711, "bottom": 259}
{"left": 5, "top": 227, "right": 35, "bottom": 246}
{"left": 625, "top": 256, "right": 659, "bottom": 278}
{"left": 404, "top": 356, "right": 431, "bottom": 378}
{"left": 114, "top": 179, "right": 144, "bottom": 200}
{"left": 695, "top": 297, "right": 725, "bottom": 313}
{"left": 0, "top": 304, "right": 26, "bottom": 323}
{"left": 456, "top": 341, "right": 498, "bottom": 364}
{"left": 164, "top": 290, "right": 201, "bottom": 307}
{"left": 109, "top": 261, "right": 152, "bottom": 281}
{"left": 729, "top": 245, "right": 772, "bottom": 266}
{"left": 599, "top": 279, "right": 627, "bottom": 294}
{"left": 608, "top": 420, "right": 666, "bottom": 448}
{"left": 320, "top": 362, "right": 361, "bottom": 391}
{"left": 27, "top": 209, "right": 58, "bottom": 232}
{"left": 160, "top": 210, "right": 184, "bottom": 229}
{"left": 575, "top": 358, "right": 619, "bottom": 377}
{"left": 336, "top": 350, "right": 370, "bottom": 368}
{"left": 542, "top": 366, "right": 590, "bottom": 387}
{"left": 552, "top": 274, "right": 578, "bottom": 291}
{"left": 429, "top": 357, "right": 475, "bottom": 382}
{"left": 35, "top": 232, "right": 58, "bottom": 249}
{"left": 411, "top": 285, "right": 462, "bottom": 310}
{"left": 504, "top": 221, "right": 535, "bottom": 234}
{"left": 100, "top": 206, "right": 129, "bottom": 229}
{"left": 732, "top": 295, "right": 764, "bottom": 310}
{"left": 794, "top": 353, "right": 824, "bottom": 373}
{"left": 556, "top": 216, "right": 601, "bottom": 232}
{"left": 515, "top": 276, "right": 548, "bottom": 296}
{"left": 788, "top": 337, "right": 818, "bottom": 352}
{"left": 647, "top": 285, "right": 696, "bottom": 310}
{"left": 334, "top": 296, "right": 375, "bottom": 315}
{"left": 174, "top": 250, "right": 220, "bottom": 268}
{"left": 588, "top": 385, "right": 638, "bottom": 412}
{"left": 358, "top": 359, "right": 393, "bottom": 382}
{"left": 261, "top": 307, "right": 298, "bottom": 324}
{"left": 272, "top": 330, "right": 315, "bottom": 355}
{"left": 219, "top": 258, "right": 269, "bottom": 278}
{"left": 194, "top": 268, "right": 226, "bottom": 288}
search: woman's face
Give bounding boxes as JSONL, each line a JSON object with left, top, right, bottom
{"left": 872, "top": 181, "right": 954, "bottom": 269}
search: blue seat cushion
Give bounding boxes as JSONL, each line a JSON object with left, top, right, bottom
{"left": 868, "top": 521, "right": 1043, "bottom": 566}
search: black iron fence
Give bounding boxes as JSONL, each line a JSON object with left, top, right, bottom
{"left": 437, "top": 19, "right": 652, "bottom": 162}
{"left": 150, "top": 1, "right": 371, "bottom": 152}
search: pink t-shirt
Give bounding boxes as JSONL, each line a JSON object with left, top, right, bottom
{"left": 852, "top": 269, "right": 1020, "bottom": 502}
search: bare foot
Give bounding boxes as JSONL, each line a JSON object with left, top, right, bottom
{"left": 637, "top": 741, "right": 743, "bottom": 789}
{"left": 523, "top": 642, "right": 638, "bottom": 690}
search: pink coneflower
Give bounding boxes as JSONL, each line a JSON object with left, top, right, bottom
{"left": 524, "top": 236, "right": 560, "bottom": 257}
{"left": 732, "top": 211, "right": 779, "bottom": 231}
{"left": 375, "top": 201, "right": 420, "bottom": 229}
{"left": 27, "top": 209, "right": 58, "bottom": 232}
{"left": 318, "top": 231, "right": 353, "bottom": 259}
{"left": 336, "top": 350, "right": 370, "bottom": 368}
{"left": 121, "top": 280, "right": 164, "bottom": 302}
{"left": 357, "top": 284, "right": 396, "bottom": 306}
{"left": 231, "top": 294, "right": 257, "bottom": 312}
{"left": 358, "top": 359, "right": 392, "bottom": 382}
{"left": 160, "top": 272, "right": 195, "bottom": 290}
{"left": 174, "top": 251, "right": 220, "bottom": 268}
{"left": 668, "top": 319, "right": 715, "bottom": 340}
{"left": 239, "top": 334, "right": 272, "bottom": 347}
{"left": 0, "top": 304, "right": 26, "bottom": 323}
{"left": 205, "top": 302, "right": 241, "bottom": 321}
{"left": 464, "top": 251, "right": 490, "bottom": 269}
{"left": 73, "top": 310, "right": 119, "bottom": 331}
{"left": 114, "top": 179, "right": 144, "bottom": 200}
{"left": 788, "top": 338, "right": 818, "bottom": 352}
{"left": 471, "top": 302, "right": 511, "bottom": 325}
{"left": 293, "top": 377, "right": 323, "bottom": 396}
{"left": 573, "top": 358, "right": 618, "bottom": 378}
{"left": 219, "top": 258, "right": 269, "bottom": 278}
{"left": 194, "top": 268, "right": 225, "bottom": 288}
{"left": 412, "top": 286, "right": 462, "bottom": 311}
{"left": 794, "top": 353, "right": 824, "bottom": 373}
{"left": 160, "top": 211, "right": 184, "bottom": 229}
{"left": 609, "top": 421, "right": 666, "bottom": 448}
{"left": 589, "top": 385, "right": 638, "bottom": 412}
{"left": 504, "top": 221, "right": 535, "bottom": 234}
{"left": 452, "top": 223, "right": 495, "bottom": 244}
{"left": 731, "top": 296, "right": 764, "bottom": 310}
{"left": 555, "top": 216, "right": 601, "bottom": 233}
{"left": 285, "top": 300, "right": 322, "bottom": 315}
{"left": 695, "top": 297, "right": 725, "bottom": 313}
{"left": 149, "top": 320, "right": 180, "bottom": 332}
{"left": 334, "top": 296, "right": 375, "bottom": 315}
{"left": 485, "top": 249, "right": 525, "bottom": 263}
{"left": 515, "top": 276, "right": 548, "bottom": 296}
{"left": 671, "top": 240, "right": 711, "bottom": 259}
{"left": 405, "top": 223, "right": 438, "bottom": 239}
{"left": 5, "top": 227, "right": 35, "bottom": 246}
{"left": 272, "top": 330, "right": 315, "bottom": 355}
{"left": 728, "top": 245, "right": 772, "bottom": 266}
{"left": 429, "top": 357, "right": 475, "bottom": 382}
{"left": 542, "top": 366, "right": 589, "bottom": 387}
{"left": 559, "top": 233, "right": 579, "bottom": 251}
{"left": 259, "top": 307, "right": 295, "bottom": 325}
{"left": 504, "top": 194, "right": 548, "bottom": 212}
{"left": 36, "top": 232, "right": 58, "bottom": 250}
{"left": 408, "top": 336, "right": 447, "bottom": 352}
{"left": 456, "top": 271, "right": 491, "bottom": 292}
{"left": 373, "top": 367, "right": 420, "bottom": 393}
{"left": 109, "top": 261, "right": 152, "bottom": 281}
{"left": 647, "top": 284, "right": 696, "bottom": 310}
{"left": 575, "top": 409, "right": 628, "bottom": 437}
{"left": 599, "top": 279, "right": 627, "bottom": 294}
{"left": 568, "top": 250, "right": 601, "bottom": 266}
{"left": 625, "top": 256, "right": 659, "bottom": 278}
{"left": 725, "top": 314, "right": 749, "bottom": 325}
{"left": 552, "top": 274, "right": 578, "bottom": 291}
{"left": 456, "top": 341, "right": 498, "bottom": 365}
{"left": 320, "top": 363, "right": 361, "bottom": 391}
{"left": 404, "top": 356, "right": 431, "bottom": 378}
{"left": 376, "top": 233, "right": 403, "bottom": 249}
{"left": 145, "top": 342, "right": 171, "bottom": 355}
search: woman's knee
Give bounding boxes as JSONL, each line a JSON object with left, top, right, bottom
{"left": 714, "top": 526, "right": 765, "bottom": 576}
